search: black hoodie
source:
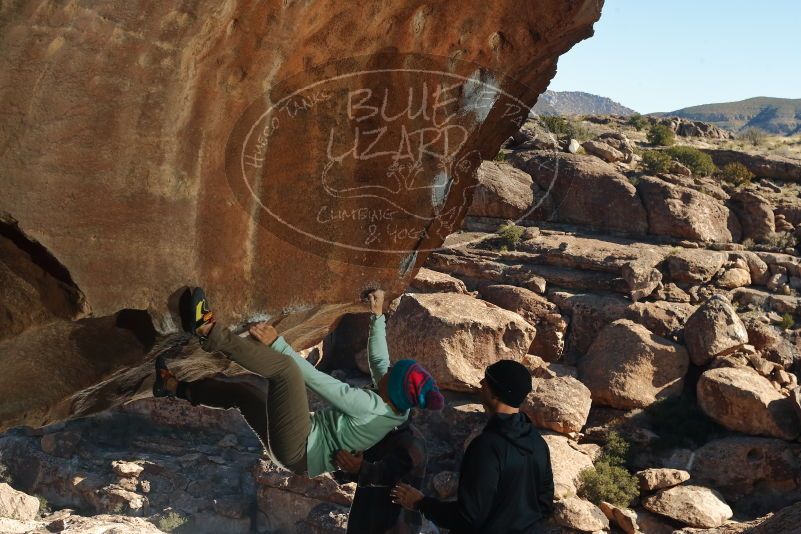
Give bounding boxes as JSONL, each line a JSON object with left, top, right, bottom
{"left": 417, "top": 412, "right": 554, "bottom": 534}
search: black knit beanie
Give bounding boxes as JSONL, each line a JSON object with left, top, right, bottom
{"left": 484, "top": 360, "right": 532, "bottom": 408}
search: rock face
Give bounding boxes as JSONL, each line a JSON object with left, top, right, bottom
{"left": 553, "top": 497, "right": 609, "bottom": 532}
{"left": 466, "top": 161, "right": 536, "bottom": 220}
{"left": 642, "top": 485, "right": 733, "bottom": 528}
{"left": 508, "top": 151, "right": 649, "bottom": 235}
{"left": 0, "top": 1, "right": 602, "bottom": 429}
{"left": 637, "top": 176, "right": 740, "bottom": 243}
{"left": 578, "top": 319, "right": 689, "bottom": 409}
{"left": 697, "top": 367, "right": 801, "bottom": 440}
{"left": 683, "top": 294, "right": 748, "bottom": 366}
{"left": 386, "top": 293, "right": 536, "bottom": 391}
{"left": 478, "top": 284, "right": 566, "bottom": 361}
{"left": 702, "top": 149, "right": 801, "bottom": 182}
{"left": 636, "top": 468, "right": 691, "bottom": 492}
{"left": 0, "top": 483, "right": 39, "bottom": 521}
{"left": 522, "top": 375, "right": 591, "bottom": 434}
{"left": 692, "top": 437, "right": 801, "bottom": 511}
{"left": 410, "top": 268, "right": 469, "bottom": 295}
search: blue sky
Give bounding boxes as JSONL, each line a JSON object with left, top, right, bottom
{"left": 548, "top": 1, "right": 801, "bottom": 113}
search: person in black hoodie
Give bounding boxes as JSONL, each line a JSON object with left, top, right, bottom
{"left": 391, "top": 359, "right": 554, "bottom": 534}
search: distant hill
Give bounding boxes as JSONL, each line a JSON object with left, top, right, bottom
{"left": 661, "top": 97, "right": 801, "bottom": 135}
{"left": 532, "top": 90, "right": 637, "bottom": 116}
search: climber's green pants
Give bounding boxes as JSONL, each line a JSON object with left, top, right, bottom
{"left": 198, "top": 326, "right": 310, "bottom": 474}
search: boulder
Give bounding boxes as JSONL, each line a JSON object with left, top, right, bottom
{"left": 578, "top": 319, "right": 689, "bottom": 409}
{"left": 692, "top": 436, "right": 801, "bottom": 506}
{"left": 386, "top": 293, "right": 536, "bottom": 391}
{"left": 0, "top": 0, "right": 603, "bottom": 430}
{"left": 748, "top": 501, "right": 801, "bottom": 534}
{"left": 622, "top": 259, "right": 662, "bottom": 302}
{"left": 702, "top": 149, "right": 801, "bottom": 182}
{"left": 550, "top": 292, "right": 629, "bottom": 363}
{"left": 598, "top": 501, "right": 639, "bottom": 534}
{"left": 667, "top": 249, "right": 727, "bottom": 285}
{"left": 729, "top": 190, "right": 776, "bottom": 242}
{"left": 582, "top": 140, "right": 625, "bottom": 163}
{"left": 478, "top": 284, "right": 566, "bottom": 361}
{"left": 730, "top": 251, "right": 770, "bottom": 285}
{"left": 507, "top": 151, "right": 649, "bottom": 235}
{"left": 684, "top": 295, "right": 749, "bottom": 366}
{"left": 0, "top": 484, "right": 39, "bottom": 521}
{"left": 410, "top": 268, "right": 469, "bottom": 294}
{"left": 553, "top": 497, "right": 609, "bottom": 532}
{"left": 642, "top": 485, "right": 733, "bottom": 528}
{"left": 638, "top": 176, "right": 740, "bottom": 243}
{"left": 697, "top": 367, "right": 801, "bottom": 440}
{"left": 716, "top": 267, "right": 751, "bottom": 289}
{"left": 522, "top": 375, "right": 592, "bottom": 434}
{"left": 542, "top": 432, "right": 594, "bottom": 496}
{"left": 623, "top": 300, "right": 696, "bottom": 339}
{"left": 466, "top": 161, "right": 536, "bottom": 220}
{"left": 636, "top": 468, "right": 691, "bottom": 492}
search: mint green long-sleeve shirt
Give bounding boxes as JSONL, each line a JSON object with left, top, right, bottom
{"left": 269, "top": 313, "right": 408, "bottom": 477}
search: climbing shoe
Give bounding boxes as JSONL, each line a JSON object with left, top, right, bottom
{"left": 180, "top": 287, "right": 215, "bottom": 336}
{"left": 153, "top": 354, "right": 179, "bottom": 398}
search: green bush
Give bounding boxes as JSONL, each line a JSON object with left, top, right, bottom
{"left": 665, "top": 146, "right": 718, "bottom": 176}
{"left": 157, "top": 512, "right": 188, "bottom": 532}
{"left": 647, "top": 124, "right": 676, "bottom": 146}
{"left": 540, "top": 116, "right": 591, "bottom": 141}
{"left": 493, "top": 151, "right": 507, "bottom": 162}
{"left": 719, "top": 162, "right": 754, "bottom": 187}
{"left": 766, "top": 231, "right": 798, "bottom": 250}
{"left": 577, "top": 431, "right": 639, "bottom": 507}
{"left": 647, "top": 394, "right": 725, "bottom": 449}
{"left": 627, "top": 113, "right": 649, "bottom": 131}
{"left": 497, "top": 222, "right": 524, "bottom": 249}
{"left": 37, "top": 495, "right": 51, "bottom": 517}
{"left": 578, "top": 460, "right": 640, "bottom": 507}
{"left": 641, "top": 150, "right": 672, "bottom": 174}
{"left": 740, "top": 127, "right": 766, "bottom": 146}
{"left": 780, "top": 312, "right": 795, "bottom": 330}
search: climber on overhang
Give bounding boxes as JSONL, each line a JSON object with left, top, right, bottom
{"left": 153, "top": 287, "right": 445, "bottom": 478}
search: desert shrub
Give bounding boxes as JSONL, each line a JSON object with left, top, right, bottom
{"left": 766, "top": 231, "right": 798, "bottom": 250}
{"left": 647, "top": 394, "right": 725, "bottom": 449}
{"left": 157, "top": 512, "right": 187, "bottom": 532}
{"left": 577, "top": 431, "right": 639, "bottom": 507}
{"left": 740, "top": 127, "right": 766, "bottom": 146}
{"left": 641, "top": 150, "right": 672, "bottom": 174}
{"left": 540, "top": 116, "right": 591, "bottom": 141}
{"left": 719, "top": 162, "right": 754, "bottom": 187}
{"left": 627, "top": 113, "right": 649, "bottom": 131}
{"left": 497, "top": 222, "right": 524, "bottom": 249}
{"left": 780, "top": 312, "right": 795, "bottom": 330}
{"left": 493, "top": 151, "right": 507, "bottom": 162}
{"left": 665, "top": 146, "right": 718, "bottom": 176}
{"left": 37, "top": 495, "right": 51, "bottom": 517}
{"left": 647, "top": 124, "right": 676, "bottom": 146}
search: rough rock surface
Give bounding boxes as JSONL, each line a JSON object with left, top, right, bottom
{"left": 466, "top": 161, "right": 536, "bottom": 220}
{"left": 684, "top": 295, "right": 749, "bottom": 366}
{"left": 578, "top": 319, "right": 689, "bottom": 409}
{"left": 636, "top": 468, "right": 691, "bottom": 492}
{"left": 410, "top": 267, "right": 469, "bottom": 295}
{"left": 478, "top": 284, "right": 566, "bottom": 361}
{"left": 0, "top": 483, "right": 39, "bottom": 521}
{"left": 0, "top": 0, "right": 602, "bottom": 428}
{"left": 508, "top": 151, "right": 649, "bottom": 235}
{"left": 697, "top": 367, "right": 801, "bottom": 440}
{"left": 542, "top": 432, "right": 594, "bottom": 497}
{"left": 553, "top": 497, "right": 609, "bottom": 532}
{"left": 642, "top": 485, "right": 734, "bottom": 528}
{"left": 386, "top": 293, "right": 536, "bottom": 391}
{"left": 637, "top": 176, "right": 741, "bottom": 243}
{"left": 692, "top": 437, "right": 801, "bottom": 512}
{"left": 522, "top": 375, "right": 591, "bottom": 434}
{"left": 667, "top": 249, "right": 727, "bottom": 284}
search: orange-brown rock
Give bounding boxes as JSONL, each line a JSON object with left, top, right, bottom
{"left": 0, "top": 1, "right": 603, "bottom": 428}
{"left": 386, "top": 292, "right": 535, "bottom": 391}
